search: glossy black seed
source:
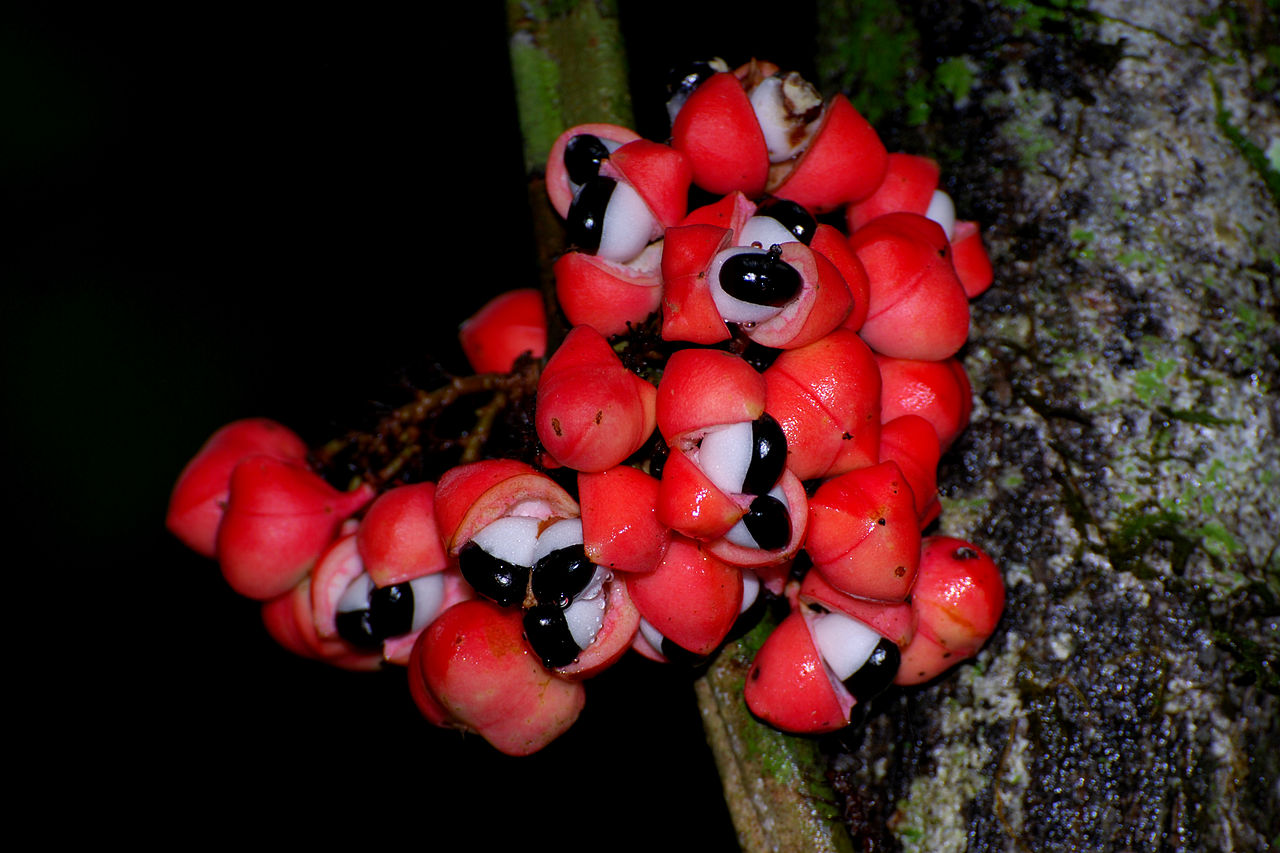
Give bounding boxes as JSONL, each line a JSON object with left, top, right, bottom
{"left": 369, "top": 582, "right": 414, "bottom": 638}
{"left": 564, "top": 134, "right": 611, "bottom": 185}
{"left": 458, "top": 541, "right": 530, "bottom": 608}
{"left": 719, "top": 249, "right": 802, "bottom": 307}
{"left": 531, "top": 545, "right": 596, "bottom": 607}
{"left": 665, "top": 60, "right": 718, "bottom": 100}
{"left": 842, "top": 638, "right": 901, "bottom": 703}
{"left": 523, "top": 604, "right": 581, "bottom": 669}
{"left": 743, "top": 413, "right": 788, "bottom": 495}
{"left": 566, "top": 176, "right": 615, "bottom": 254}
{"left": 755, "top": 198, "right": 817, "bottom": 245}
{"left": 661, "top": 636, "right": 710, "bottom": 667}
{"left": 742, "top": 494, "right": 791, "bottom": 551}
{"left": 335, "top": 608, "right": 381, "bottom": 650}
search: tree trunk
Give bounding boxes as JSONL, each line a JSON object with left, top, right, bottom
{"left": 699, "top": 1, "right": 1280, "bottom": 850}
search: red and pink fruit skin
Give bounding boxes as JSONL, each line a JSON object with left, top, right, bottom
{"left": 356, "top": 482, "right": 447, "bottom": 588}
{"left": 656, "top": 448, "right": 748, "bottom": 542}
{"left": 458, "top": 289, "right": 547, "bottom": 375}
{"left": 535, "top": 325, "right": 657, "bottom": 473}
{"left": 769, "top": 94, "right": 888, "bottom": 213}
{"left": 545, "top": 122, "right": 642, "bottom": 219}
{"left": 166, "top": 418, "right": 309, "bottom": 558}
{"left": 764, "top": 328, "right": 881, "bottom": 481}
{"left": 878, "top": 415, "right": 942, "bottom": 529}
{"left": 578, "top": 466, "right": 670, "bottom": 573}
{"left": 553, "top": 247, "right": 663, "bottom": 338}
{"left": 671, "top": 71, "right": 770, "bottom": 197}
{"left": 851, "top": 212, "right": 970, "bottom": 362}
{"left": 215, "top": 456, "right": 375, "bottom": 601}
{"left": 627, "top": 535, "right": 744, "bottom": 658}
{"left": 805, "top": 461, "right": 921, "bottom": 602}
{"left": 410, "top": 599, "right": 586, "bottom": 756}
{"left": 811, "top": 224, "right": 870, "bottom": 332}
{"left": 603, "top": 138, "right": 694, "bottom": 230}
{"left": 950, "top": 220, "right": 994, "bottom": 297}
{"left": 660, "top": 223, "right": 735, "bottom": 344}
{"left": 845, "top": 152, "right": 941, "bottom": 232}
{"left": 707, "top": 469, "right": 809, "bottom": 568}
{"left": 895, "top": 537, "right": 1005, "bottom": 686}
{"left": 433, "top": 460, "right": 578, "bottom": 557}
{"left": 261, "top": 574, "right": 384, "bottom": 672}
{"left": 740, "top": 241, "right": 852, "bottom": 350}
{"left": 876, "top": 354, "right": 973, "bottom": 451}
{"left": 680, "top": 190, "right": 756, "bottom": 234}
{"left": 798, "top": 569, "right": 916, "bottom": 651}
{"left": 744, "top": 608, "right": 851, "bottom": 734}
{"left": 656, "top": 348, "right": 767, "bottom": 441}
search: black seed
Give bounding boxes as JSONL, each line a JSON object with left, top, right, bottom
{"left": 665, "top": 60, "right": 718, "bottom": 101}
{"left": 523, "top": 604, "right": 581, "bottom": 669}
{"left": 458, "top": 541, "right": 530, "bottom": 608}
{"left": 369, "top": 582, "right": 414, "bottom": 638}
{"left": 566, "top": 176, "right": 615, "bottom": 254}
{"left": 743, "top": 413, "right": 788, "bottom": 495}
{"left": 335, "top": 608, "right": 381, "bottom": 650}
{"left": 743, "top": 494, "right": 791, "bottom": 551}
{"left": 564, "top": 134, "right": 611, "bottom": 185}
{"left": 531, "top": 545, "right": 596, "bottom": 607}
{"left": 841, "top": 638, "right": 901, "bottom": 703}
{"left": 755, "top": 198, "right": 816, "bottom": 245}
{"left": 719, "top": 249, "right": 802, "bottom": 307}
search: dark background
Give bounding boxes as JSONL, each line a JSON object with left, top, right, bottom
{"left": 9, "top": 3, "right": 816, "bottom": 846}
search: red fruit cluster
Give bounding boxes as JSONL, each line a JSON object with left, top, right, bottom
{"left": 167, "top": 58, "right": 1005, "bottom": 754}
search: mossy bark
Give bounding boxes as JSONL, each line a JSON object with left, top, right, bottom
{"left": 764, "top": 1, "right": 1279, "bottom": 850}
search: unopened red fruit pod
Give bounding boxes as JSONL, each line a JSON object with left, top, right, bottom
{"left": 578, "top": 466, "right": 670, "bottom": 573}
{"left": 895, "top": 537, "right": 1005, "bottom": 686}
{"left": 875, "top": 353, "right": 973, "bottom": 451}
{"left": 627, "top": 535, "right": 744, "bottom": 659}
{"left": 656, "top": 348, "right": 766, "bottom": 442}
{"left": 763, "top": 327, "right": 881, "bottom": 481}
{"left": 769, "top": 94, "right": 888, "bottom": 213}
{"left": 744, "top": 609, "right": 851, "bottom": 733}
{"left": 805, "top": 460, "right": 921, "bottom": 602}
{"left": 166, "top": 418, "right": 309, "bottom": 558}
{"left": 215, "top": 456, "right": 375, "bottom": 601}
{"left": 356, "top": 482, "right": 448, "bottom": 588}
{"left": 850, "top": 211, "right": 970, "bottom": 361}
{"left": 553, "top": 247, "right": 663, "bottom": 338}
{"left": 845, "top": 152, "right": 942, "bottom": 232}
{"left": 458, "top": 289, "right": 547, "bottom": 375}
{"left": 535, "top": 325, "right": 657, "bottom": 473}
{"left": 660, "top": 223, "right": 735, "bottom": 344}
{"left": 411, "top": 599, "right": 586, "bottom": 756}
{"left": 878, "top": 414, "right": 942, "bottom": 529}
{"left": 670, "top": 70, "right": 770, "bottom": 197}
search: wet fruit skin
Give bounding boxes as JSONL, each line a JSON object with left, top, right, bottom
{"left": 458, "top": 289, "right": 547, "bottom": 375}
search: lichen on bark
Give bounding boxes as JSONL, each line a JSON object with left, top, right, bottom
{"left": 812, "top": 1, "right": 1280, "bottom": 850}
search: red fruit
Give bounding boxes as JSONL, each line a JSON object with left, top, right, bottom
{"left": 655, "top": 447, "right": 746, "bottom": 542}
{"left": 545, "top": 123, "right": 642, "bottom": 219}
{"left": 763, "top": 328, "right": 881, "bottom": 481}
{"left": 578, "top": 466, "right": 670, "bottom": 573}
{"left": 896, "top": 537, "right": 1005, "bottom": 685}
{"left": 811, "top": 224, "right": 870, "bottom": 332}
{"left": 215, "top": 456, "right": 375, "bottom": 600}
{"left": 410, "top": 599, "right": 585, "bottom": 756}
{"left": 876, "top": 353, "right": 973, "bottom": 451}
{"left": 434, "top": 460, "right": 578, "bottom": 557}
{"left": 660, "top": 223, "right": 735, "bottom": 344}
{"left": 458, "top": 289, "right": 547, "bottom": 375}
{"left": 770, "top": 94, "right": 888, "bottom": 213}
{"left": 671, "top": 71, "right": 770, "bottom": 197}
{"left": 851, "top": 212, "right": 970, "bottom": 361}
{"left": 744, "top": 609, "right": 850, "bottom": 733}
{"left": 605, "top": 138, "right": 693, "bottom": 229}
{"left": 798, "top": 566, "right": 915, "bottom": 650}
{"left": 166, "top": 418, "right": 309, "bottom": 558}
{"left": 805, "top": 461, "right": 921, "bottom": 602}
{"left": 950, "top": 220, "right": 994, "bottom": 297}
{"left": 553, "top": 247, "right": 663, "bottom": 338}
{"left": 737, "top": 241, "right": 852, "bottom": 351}
{"left": 261, "top": 572, "right": 383, "bottom": 672}
{"left": 627, "top": 535, "right": 743, "bottom": 658}
{"left": 878, "top": 415, "right": 942, "bottom": 528}
{"left": 535, "top": 325, "right": 657, "bottom": 473}
{"left": 706, "top": 469, "right": 809, "bottom": 568}
{"left": 356, "top": 482, "right": 447, "bottom": 588}
{"left": 845, "top": 153, "right": 942, "bottom": 232}
{"left": 656, "top": 348, "right": 766, "bottom": 441}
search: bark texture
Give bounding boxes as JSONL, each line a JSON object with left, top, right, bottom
{"left": 702, "top": 1, "right": 1280, "bottom": 850}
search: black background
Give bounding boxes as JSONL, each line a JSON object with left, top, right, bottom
{"left": 10, "top": 3, "right": 816, "bottom": 846}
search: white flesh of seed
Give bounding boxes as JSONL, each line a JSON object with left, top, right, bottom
{"left": 737, "top": 216, "right": 795, "bottom": 251}
{"left": 638, "top": 616, "right": 666, "bottom": 653}
{"left": 407, "top": 573, "right": 447, "bottom": 633}
{"left": 724, "top": 483, "right": 790, "bottom": 549}
{"left": 749, "top": 77, "right": 802, "bottom": 163}
{"left": 597, "top": 181, "right": 656, "bottom": 264}
{"left": 697, "top": 421, "right": 753, "bottom": 496}
{"left": 470, "top": 516, "right": 541, "bottom": 568}
{"left": 337, "top": 573, "right": 374, "bottom": 614}
{"left": 926, "top": 190, "right": 956, "bottom": 241}
{"left": 531, "top": 517, "right": 584, "bottom": 566}
{"left": 563, "top": 566, "right": 610, "bottom": 650}
{"left": 709, "top": 246, "right": 788, "bottom": 325}
{"left": 740, "top": 571, "right": 760, "bottom": 614}
{"left": 810, "top": 610, "right": 882, "bottom": 682}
